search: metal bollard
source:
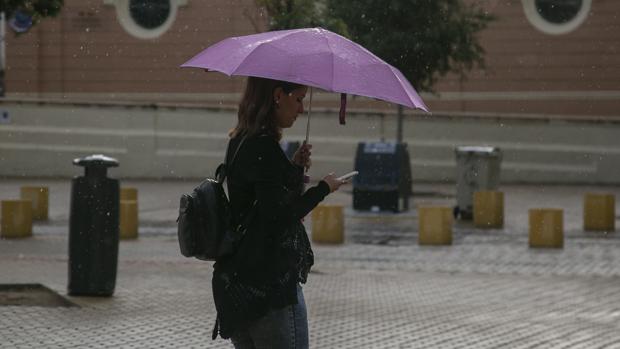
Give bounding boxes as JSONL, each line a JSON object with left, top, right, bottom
{"left": 311, "top": 205, "right": 344, "bottom": 244}
{"left": 473, "top": 191, "right": 504, "bottom": 229}
{"left": 20, "top": 186, "right": 49, "bottom": 220}
{"left": 68, "top": 154, "right": 120, "bottom": 296}
{"left": 529, "top": 209, "right": 563, "bottom": 248}
{"left": 1, "top": 200, "right": 33, "bottom": 238}
{"left": 418, "top": 206, "right": 453, "bottom": 245}
{"left": 120, "top": 200, "right": 138, "bottom": 239}
{"left": 120, "top": 187, "right": 138, "bottom": 201}
{"left": 583, "top": 193, "right": 615, "bottom": 232}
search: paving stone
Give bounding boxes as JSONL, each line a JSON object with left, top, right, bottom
{"left": 2, "top": 180, "right": 620, "bottom": 347}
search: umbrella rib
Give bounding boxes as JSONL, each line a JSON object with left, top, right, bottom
{"left": 387, "top": 66, "right": 414, "bottom": 108}
{"left": 230, "top": 42, "right": 291, "bottom": 78}
{"left": 387, "top": 65, "right": 428, "bottom": 111}
{"left": 325, "top": 31, "right": 335, "bottom": 91}
{"left": 228, "top": 30, "right": 305, "bottom": 77}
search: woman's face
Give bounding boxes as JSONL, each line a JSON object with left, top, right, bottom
{"left": 273, "top": 86, "right": 308, "bottom": 129}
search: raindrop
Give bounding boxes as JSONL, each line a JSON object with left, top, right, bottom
{"left": 85, "top": 28, "right": 90, "bottom": 33}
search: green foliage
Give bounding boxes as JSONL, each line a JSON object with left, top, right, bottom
{"left": 257, "top": 0, "right": 348, "bottom": 37}
{"left": 1, "top": 0, "right": 64, "bottom": 27}
{"left": 326, "top": 0, "right": 494, "bottom": 92}
{"left": 259, "top": 0, "right": 494, "bottom": 92}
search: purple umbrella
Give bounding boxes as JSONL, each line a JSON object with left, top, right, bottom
{"left": 182, "top": 27, "right": 429, "bottom": 183}
{"left": 182, "top": 27, "right": 427, "bottom": 114}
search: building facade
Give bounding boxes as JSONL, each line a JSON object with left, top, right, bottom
{"left": 4, "top": 0, "right": 620, "bottom": 118}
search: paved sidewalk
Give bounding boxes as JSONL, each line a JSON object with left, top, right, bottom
{"left": 1, "top": 179, "right": 620, "bottom": 348}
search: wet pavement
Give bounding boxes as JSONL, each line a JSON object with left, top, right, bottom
{"left": 1, "top": 178, "right": 620, "bottom": 348}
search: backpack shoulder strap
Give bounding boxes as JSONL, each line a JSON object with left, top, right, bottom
{"left": 216, "top": 135, "right": 247, "bottom": 183}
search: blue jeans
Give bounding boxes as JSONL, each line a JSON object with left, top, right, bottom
{"left": 231, "top": 284, "right": 308, "bottom": 349}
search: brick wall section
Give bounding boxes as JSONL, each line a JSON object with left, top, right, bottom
{"left": 5, "top": 0, "right": 266, "bottom": 94}
{"left": 4, "top": 0, "right": 620, "bottom": 117}
{"left": 431, "top": 0, "right": 620, "bottom": 116}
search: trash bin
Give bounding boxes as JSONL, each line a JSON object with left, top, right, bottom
{"left": 280, "top": 140, "right": 300, "bottom": 160}
{"left": 454, "top": 146, "right": 502, "bottom": 220}
{"left": 353, "top": 142, "right": 412, "bottom": 212}
{"left": 68, "top": 154, "right": 120, "bottom": 296}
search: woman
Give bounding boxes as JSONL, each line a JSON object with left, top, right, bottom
{"left": 212, "top": 76, "right": 345, "bottom": 348}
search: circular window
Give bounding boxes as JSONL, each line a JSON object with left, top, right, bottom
{"left": 104, "top": 0, "right": 187, "bottom": 39}
{"left": 129, "top": 0, "right": 170, "bottom": 29}
{"left": 522, "top": 0, "right": 591, "bottom": 35}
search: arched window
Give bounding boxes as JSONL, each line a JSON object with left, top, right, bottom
{"left": 522, "top": 0, "right": 591, "bottom": 35}
{"left": 104, "top": 0, "right": 187, "bottom": 39}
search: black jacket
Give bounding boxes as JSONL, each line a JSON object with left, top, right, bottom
{"left": 212, "top": 133, "right": 330, "bottom": 339}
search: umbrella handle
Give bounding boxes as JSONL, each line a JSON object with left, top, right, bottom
{"left": 305, "top": 86, "right": 313, "bottom": 144}
{"left": 303, "top": 87, "right": 313, "bottom": 184}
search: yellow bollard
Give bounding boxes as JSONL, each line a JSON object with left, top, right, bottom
{"left": 529, "top": 209, "right": 563, "bottom": 248}
{"left": 583, "top": 193, "right": 615, "bottom": 232}
{"left": 1, "top": 200, "right": 33, "bottom": 238}
{"left": 120, "top": 200, "right": 138, "bottom": 239}
{"left": 311, "top": 205, "right": 344, "bottom": 244}
{"left": 120, "top": 187, "right": 138, "bottom": 201}
{"left": 20, "top": 186, "right": 49, "bottom": 221}
{"left": 418, "top": 206, "right": 453, "bottom": 245}
{"left": 473, "top": 191, "right": 504, "bottom": 229}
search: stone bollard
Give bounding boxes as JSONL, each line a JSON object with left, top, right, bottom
{"left": 20, "top": 186, "right": 49, "bottom": 221}
{"left": 583, "top": 193, "right": 615, "bottom": 232}
{"left": 529, "top": 209, "right": 563, "bottom": 248}
{"left": 120, "top": 187, "right": 138, "bottom": 201}
{"left": 311, "top": 205, "right": 344, "bottom": 244}
{"left": 418, "top": 206, "right": 453, "bottom": 245}
{"left": 473, "top": 191, "right": 504, "bottom": 229}
{"left": 1, "top": 200, "right": 33, "bottom": 238}
{"left": 120, "top": 200, "right": 138, "bottom": 239}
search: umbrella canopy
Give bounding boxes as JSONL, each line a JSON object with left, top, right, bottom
{"left": 181, "top": 27, "right": 428, "bottom": 112}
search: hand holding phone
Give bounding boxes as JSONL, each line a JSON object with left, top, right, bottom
{"left": 336, "top": 171, "right": 359, "bottom": 181}
{"left": 323, "top": 172, "right": 356, "bottom": 193}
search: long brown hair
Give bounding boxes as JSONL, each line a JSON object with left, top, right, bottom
{"left": 231, "top": 76, "right": 303, "bottom": 140}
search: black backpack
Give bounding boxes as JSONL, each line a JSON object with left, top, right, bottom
{"left": 177, "top": 136, "right": 253, "bottom": 261}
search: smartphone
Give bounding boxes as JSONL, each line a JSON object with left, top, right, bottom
{"left": 337, "top": 171, "right": 359, "bottom": 181}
